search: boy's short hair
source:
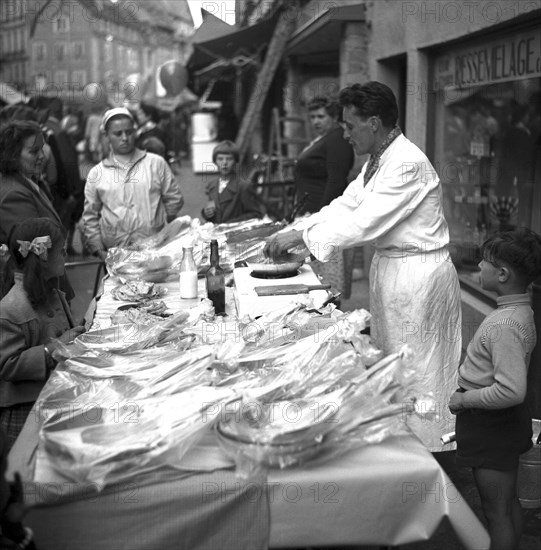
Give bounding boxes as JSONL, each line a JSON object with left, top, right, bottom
{"left": 482, "top": 227, "right": 541, "bottom": 284}
{"left": 212, "top": 140, "right": 239, "bottom": 164}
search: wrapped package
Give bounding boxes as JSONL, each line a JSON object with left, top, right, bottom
{"left": 106, "top": 217, "right": 204, "bottom": 282}
{"left": 106, "top": 217, "right": 284, "bottom": 282}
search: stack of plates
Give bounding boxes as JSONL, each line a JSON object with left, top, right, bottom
{"left": 216, "top": 388, "right": 348, "bottom": 468}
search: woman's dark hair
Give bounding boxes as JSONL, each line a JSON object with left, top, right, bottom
{"left": 0, "top": 104, "right": 39, "bottom": 126}
{"left": 339, "top": 81, "right": 399, "bottom": 128}
{"left": 8, "top": 218, "right": 65, "bottom": 305}
{"left": 307, "top": 96, "right": 342, "bottom": 121}
{"left": 139, "top": 102, "right": 160, "bottom": 124}
{"left": 0, "top": 120, "right": 43, "bottom": 175}
{"left": 482, "top": 227, "right": 541, "bottom": 285}
{"left": 212, "top": 140, "right": 239, "bottom": 164}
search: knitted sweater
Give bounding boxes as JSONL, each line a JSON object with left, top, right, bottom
{"left": 458, "top": 293, "right": 536, "bottom": 409}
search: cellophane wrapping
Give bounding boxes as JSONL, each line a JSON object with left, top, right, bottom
{"left": 106, "top": 216, "right": 282, "bottom": 283}
{"left": 36, "top": 301, "right": 430, "bottom": 487}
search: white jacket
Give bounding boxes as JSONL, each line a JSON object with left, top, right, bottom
{"left": 83, "top": 149, "right": 183, "bottom": 252}
{"left": 301, "top": 134, "right": 449, "bottom": 258}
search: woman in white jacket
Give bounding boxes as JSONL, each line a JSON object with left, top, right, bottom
{"left": 264, "top": 81, "right": 462, "bottom": 451}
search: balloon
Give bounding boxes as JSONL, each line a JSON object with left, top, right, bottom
{"left": 158, "top": 61, "right": 188, "bottom": 96}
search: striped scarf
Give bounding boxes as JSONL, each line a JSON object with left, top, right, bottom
{"left": 363, "top": 126, "right": 402, "bottom": 185}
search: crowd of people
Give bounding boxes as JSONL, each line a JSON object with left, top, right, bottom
{"left": 1, "top": 83, "right": 541, "bottom": 550}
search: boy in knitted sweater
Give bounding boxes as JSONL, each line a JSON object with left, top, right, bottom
{"left": 449, "top": 227, "right": 541, "bottom": 550}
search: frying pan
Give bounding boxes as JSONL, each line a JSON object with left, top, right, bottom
{"left": 236, "top": 231, "right": 307, "bottom": 276}
{"left": 247, "top": 259, "right": 304, "bottom": 277}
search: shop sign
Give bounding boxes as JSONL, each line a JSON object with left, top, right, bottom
{"left": 434, "top": 27, "right": 541, "bottom": 90}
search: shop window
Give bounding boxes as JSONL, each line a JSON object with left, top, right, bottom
{"left": 431, "top": 29, "right": 541, "bottom": 290}
{"left": 434, "top": 78, "right": 541, "bottom": 280}
{"left": 33, "top": 42, "right": 46, "bottom": 62}
{"left": 73, "top": 41, "right": 85, "bottom": 60}
{"left": 54, "top": 43, "right": 66, "bottom": 62}
{"left": 54, "top": 70, "right": 68, "bottom": 86}
{"left": 72, "top": 70, "right": 87, "bottom": 87}
{"left": 52, "top": 15, "right": 70, "bottom": 33}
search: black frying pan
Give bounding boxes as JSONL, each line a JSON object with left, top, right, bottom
{"left": 247, "top": 260, "right": 304, "bottom": 277}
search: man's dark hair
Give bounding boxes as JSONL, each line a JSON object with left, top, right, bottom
{"left": 339, "top": 81, "right": 399, "bottom": 128}
{"left": 482, "top": 227, "right": 541, "bottom": 285}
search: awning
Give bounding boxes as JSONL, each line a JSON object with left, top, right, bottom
{"left": 187, "top": 9, "right": 281, "bottom": 74}
{"left": 191, "top": 8, "right": 240, "bottom": 44}
{"left": 286, "top": 3, "right": 365, "bottom": 58}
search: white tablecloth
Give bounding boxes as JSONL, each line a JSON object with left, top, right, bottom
{"left": 7, "top": 272, "right": 490, "bottom": 549}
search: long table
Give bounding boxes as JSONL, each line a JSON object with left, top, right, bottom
{"left": 7, "top": 274, "right": 490, "bottom": 549}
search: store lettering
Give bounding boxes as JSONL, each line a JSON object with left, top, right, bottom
{"left": 454, "top": 37, "right": 539, "bottom": 85}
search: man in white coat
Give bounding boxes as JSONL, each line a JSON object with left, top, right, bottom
{"left": 264, "top": 81, "right": 462, "bottom": 452}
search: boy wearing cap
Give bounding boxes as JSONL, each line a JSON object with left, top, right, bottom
{"left": 82, "top": 108, "right": 183, "bottom": 259}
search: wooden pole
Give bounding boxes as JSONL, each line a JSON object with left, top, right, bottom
{"left": 235, "top": 1, "right": 299, "bottom": 164}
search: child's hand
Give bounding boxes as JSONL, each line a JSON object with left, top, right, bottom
{"left": 49, "top": 326, "right": 86, "bottom": 351}
{"left": 45, "top": 326, "right": 86, "bottom": 367}
{"left": 1, "top": 472, "right": 25, "bottom": 524}
{"left": 59, "top": 325, "right": 86, "bottom": 344}
{"left": 203, "top": 201, "right": 216, "bottom": 218}
{"left": 448, "top": 391, "right": 465, "bottom": 414}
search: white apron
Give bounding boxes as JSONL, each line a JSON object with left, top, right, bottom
{"left": 370, "top": 247, "right": 461, "bottom": 450}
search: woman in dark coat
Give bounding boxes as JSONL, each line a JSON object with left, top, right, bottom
{"left": 0, "top": 120, "right": 74, "bottom": 300}
{"left": 294, "top": 97, "right": 355, "bottom": 295}
{"left": 295, "top": 96, "right": 354, "bottom": 214}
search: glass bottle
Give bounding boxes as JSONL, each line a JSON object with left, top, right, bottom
{"left": 206, "top": 239, "right": 225, "bottom": 314}
{"left": 179, "top": 246, "right": 198, "bottom": 299}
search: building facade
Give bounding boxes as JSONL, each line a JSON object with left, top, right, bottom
{"left": 0, "top": 0, "right": 194, "bottom": 106}
{"left": 0, "top": 0, "right": 29, "bottom": 89}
